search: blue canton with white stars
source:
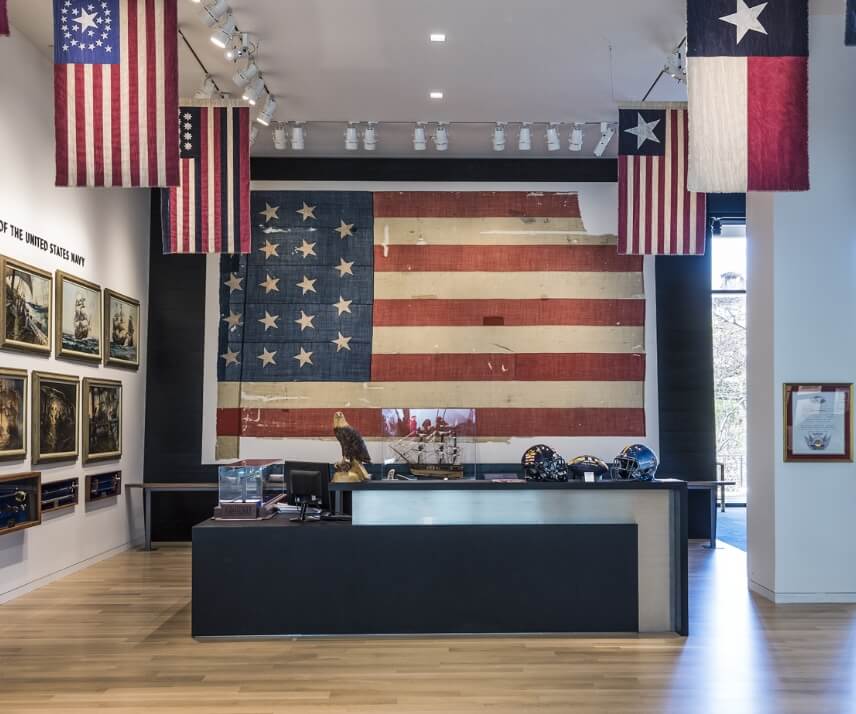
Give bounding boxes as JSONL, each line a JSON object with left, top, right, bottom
{"left": 218, "top": 191, "right": 374, "bottom": 382}
{"left": 54, "top": 0, "right": 119, "bottom": 65}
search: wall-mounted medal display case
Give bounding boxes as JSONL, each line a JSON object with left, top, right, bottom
{"left": 86, "top": 471, "right": 122, "bottom": 502}
{"left": 41, "top": 477, "right": 80, "bottom": 514}
{"left": 0, "top": 472, "right": 41, "bottom": 535}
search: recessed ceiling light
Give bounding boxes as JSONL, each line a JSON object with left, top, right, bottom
{"left": 429, "top": 91, "right": 444, "bottom": 100}
{"left": 430, "top": 33, "right": 446, "bottom": 43}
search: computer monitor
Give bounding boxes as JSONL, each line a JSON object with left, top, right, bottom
{"left": 285, "top": 461, "right": 331, "bottom": 521}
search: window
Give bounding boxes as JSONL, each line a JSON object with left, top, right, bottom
{"left": 711, "top": 225, "right": 747, "bottom": 503}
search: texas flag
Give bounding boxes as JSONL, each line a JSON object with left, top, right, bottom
{"left": 687, "top": 0, "right": 808, "bottom": 193}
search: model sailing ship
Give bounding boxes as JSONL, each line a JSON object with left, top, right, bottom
{"left": 388, "top": 415, "right": 464, "bottom": 479}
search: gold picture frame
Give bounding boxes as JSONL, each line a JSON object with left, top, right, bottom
{"left": 0, "top": 255, "right": 52, "bottom": 355}
{"left": 103, "top": 289, "right": 140, "bottom": 369}
{"left": 0, "top": 368, "right": 27, "bottom": 461}
{"left": 783, "top": 383, "right": 854, "bottom": 462}
{"left": 32, "top": 371, "right": 79, "bottom": 465}
{"left": 82, "top": 377, "right": 122, "bottom": 464}
{"left": 55, "top": 271, "right": 102, "bottom": 362}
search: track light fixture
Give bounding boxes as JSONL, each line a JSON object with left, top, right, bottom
{"left": 344, "top": 123, "right": 360, "bottom": 151}
{"left": 664, "top": 45, "right": 687, "bottom": 82}
{"left": 492, "top": 123, "right": 507, "bottom": 152}
{"left": 256, "top": 95, "right": 278, "bottom": 126}
{"left": 194, "top": 75, "right": 217, "bottom": 100}
{"left": 569, "top": 123, "right": 584, "bottom": 152}
{"left": 593, "top": 122, "right": 616, "bottom": 157}
{"left": 363, "top": 123, "right": 378, "bottom": 151}
{"left": 242, "top": 77, "right": 265, "bottom": 105}
{"left": 433, "top": 123, "right": 449, "bottom": 151}
{"left": 413, "top": 123, "right": 428, "bottom": 151}
{"left": 225, "top": 32, "right": 254, "bottom": 62}
{"left": 518, "top": 123, "right": 532, "bottom": 151}
{"left": 232, "top": 61, "right": 258, "bottom": 87}
{"left": 546, "top": 123, "right": 561, "bottom": 152}
{"left": 290, "top": 123, "right": 305, "bottom": 150}
{"left": 273, "top": 124, "right": 288, "bottom": 150}
{"left": 210, "top": 13, "right": 237, "bottom": 49}
{"left": 200, "top": 0, "right": 229, "bottom": 27}
{"left": 249, "top": 124, "right": 259, "bottom": 147}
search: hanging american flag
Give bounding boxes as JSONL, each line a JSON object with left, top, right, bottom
{"left": 686, "top": 0, "right": 809, "bottom": 192}
{"left": 847, "top": 0, "right": 856, "bottom": 46}
{"left": 160, "top": 104, "right": 251, "bottom": 254}
{"left": 0, "top": 1, "right": 9, "bottom": 35}
{"left": 618, "top": 103, "right": 706, "bottom": 256}
{"left": 53, "top": 0, "right": 178, "bottom": 187}
{"left": 215, "top": 191, "right": 646, "bottom": 457}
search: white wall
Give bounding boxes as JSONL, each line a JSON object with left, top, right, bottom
{"left": 0, "top": 28, "right": 150, "bottom": 600}
{"left": 747, "top": 6, "right": 856, "bottom": 602}
{"left": 201, "top": 180, "right": 659, "bottom": 467}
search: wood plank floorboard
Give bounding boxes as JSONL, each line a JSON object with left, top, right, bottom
{"left": 1, "top": 542, "right": 855, "bottom": 713}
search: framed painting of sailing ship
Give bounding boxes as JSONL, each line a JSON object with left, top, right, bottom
{"left": 0, "top": 256, "right": 52, "bottom": 354}
{"left": 32, "top": 372, "right": 79, "bottom": 465}
{"left": 55, "top": 272, "right": 102, "bottom": 362}
{"left": 103, "top": 289, "right": 140, "bottom": 369}
{"left": 0, "top": 368, "right": 27, "bottom": 461}
{"left": 82, "top": 378, "right": 122, "bottom": 463}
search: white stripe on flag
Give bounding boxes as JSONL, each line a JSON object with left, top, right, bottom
{"left": 102, "top": 66, "right": 113, "bottom": 186}
{"left": 154, "top": 0, "right": 166, "bottom": 187}
{"left": 625, "top": 155, "right": 635, "bottom": 254}
{"left": 687, "top": 56, "right": 748, "bottom": 193}
{"left": 137, "top": 0, "right": 148, "bottom": 187}
{"left": 83, "top": 65, "right": 95, "bottom": 184}
{"left": 175, "top": 167, "right": 184, "bottom": 253}
{"left": 187, "top": 161, "right": 196, "bottom": 247}
{"left": 663, "top": 110, "right": 673, "bottom": 255}
{"left": 638, "top": 155, "right": 647, "bottom": 255}
{"left": 119, "top": 0, "right": 131, "bottom": 186}
{"left": 676, "top": 107, "right": 686, "bottom": 255}
{"left": 66, "top": 64, "right": 76, "bottom": 186}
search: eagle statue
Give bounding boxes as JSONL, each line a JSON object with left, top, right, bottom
{"left": 332, "top": 411, "right": 371, "bottom": 482}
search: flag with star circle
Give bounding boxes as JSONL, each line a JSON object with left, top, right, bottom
{"left": 52, "top": 0, "right": 178, "bottom": 186}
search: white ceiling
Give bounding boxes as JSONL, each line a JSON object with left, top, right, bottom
{"left": 8, "top": 0, "right": 689, "bottom": 157}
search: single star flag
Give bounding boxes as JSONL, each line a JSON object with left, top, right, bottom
{"left": 53, "top": 0, "right": 178, "bottom": 187}
{"left": 160, "top": 103, "right": 251, "bottom": 254}
{"left": 215, "top": 190, "right": 646, "bottom": 458}
{"left": 847, "top": 0, "right": 856, "bottom": 45}
{"left": 0, "top": 1, "right": 9, "bottom": 35}
{"left": 686, "top": 0, "right": 808, "bottom": 192}
{"left": 618, "top": 103, "right": 707, "bottom": 256}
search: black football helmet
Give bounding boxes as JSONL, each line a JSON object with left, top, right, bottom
{"left": 567, "top": 455, "right": 611, "bottom": 481}
{"left": 610, "top": 444, "right": 659, "bottom": 481}
{"left": 521, "top": 444, "right": 569, "bottom": 482}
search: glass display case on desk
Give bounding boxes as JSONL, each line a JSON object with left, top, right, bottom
{"left": 214, "top": 459, "right": 285, "bottom": 520}
{"left": 381, "top": 409, "right": 478, "bottom": 480}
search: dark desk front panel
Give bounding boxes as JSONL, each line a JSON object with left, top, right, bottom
{"left": 192, "top": 518, "right": 638, "bottom": 637}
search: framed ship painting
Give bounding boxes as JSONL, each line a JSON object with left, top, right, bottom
{"left": 0, "top": 368, "right": 27, "bottom": 460}
{"left": 82, "top": 378, "right": 122, "bottom": 463}
{"left": 103, "top": 289, "right": 140, "bottom": 369}
{"left": 55, "top": 272, "right": 101, "bottom": 362}
{"left": 784, "top": 383, "right": 853, "bottom": 462}
{"left": 32, "top": 372, "right": 79, "bottom": 465}
{"left": 0, "top": 256, "right": 52, "bottom": 354}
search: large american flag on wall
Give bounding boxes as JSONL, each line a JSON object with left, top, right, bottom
{"left": 0, "top": 1, "right": 9, "bottom": 35}
{"left": 216, "top": 191, "right": 645, "bottom": 456}
{"left": 53, "top": 0, "right": 178, "bottom": 187}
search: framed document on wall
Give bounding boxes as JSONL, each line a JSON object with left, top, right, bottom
{"left": 784, "top": 383, "right": 853, "bottom": 462}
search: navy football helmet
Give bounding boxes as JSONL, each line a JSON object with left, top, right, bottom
{"left": 567, "top": 455, "right": 611, "bottom": 481}
{"left": 521, "top": 445, "right": 569, "bottom": 482}
{"left": 610, "top": 444, "right": 659, "bottom": 481}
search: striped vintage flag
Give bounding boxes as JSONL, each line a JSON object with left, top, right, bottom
{"left": 160, "top": 104, "right": 251, "bottom": 254}
{"left": 848, "top": 0, "right": 856, "bottom": 45}
{"left": 216, "top": 190, "right": 645, "bottom": 455}
{"left": 53, "top": 0, "right": 178, "bottom": 187}
{"left": 0, "top": 0, "right": 9, "bottom": 35}
{"left": 618, "top": 103, "right": 706, "bottom": 255}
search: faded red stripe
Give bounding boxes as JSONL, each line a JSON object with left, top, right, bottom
{"left": 217, "top": 407, "right": 645, "bottom": 438}
{"left": 670, "top": 110, "right": 679, "bottom": 254}
{"left": 631, "top": 156, "right": 640, "bottom": 254}
{"left": 695, "top": 192, "right": 707, "bottom": 255}
{"left": 127, "top": 0, "right": 140, "bottom": 186}
{"left": 145, "top": 0, "right": 158, "bottom": 184}
{"left": 181, "top": 159, "right": 190, "bottom": 252}
{"left": 110, "top": 64, "right": 121, "bottom": 185}
{"left": 747, "top": 56, "right": 809, "bottom": 191}
{"left": 168, "top": 185, "right": 177, "bottom": 253}
{"left": 73, "top": 64, "right": 86, "bottom": 186}
{"left": 199, "top": 108, "right": 209, "bottom": 251}
{"left": 375, "top": 245, "right": 641, "bottom": 272}
{"left": 373, "top": 298, "right": 645, "bottom": 327}
{"left": 238, "top": 107, "right": 251, "bottom": 252}
{"left": 213, "top": 107, "right": 223, "bottom": 251}
{"left": 0, "top": 0, "right": 9, "bottom": 35}
{"left": 370, "top": 354, "right": 646, "bottom": 382}
{"left": 373, "top": 191, "right": 581, "bottom": 218}
{"left": 92, "top": 64, "right": 104, "bottom": 186}
{"left": 617, "top": 155, "right": 628, "bottom": 254}
{"left": 644, "top": 155, "right": 653, "bottom": 254}
{"left": 657, "top": 128, "right": 666, "bottom": 255}
{"left": 162, "top": 0, "right": 179, "bottom": 185}
{"left": 54, "top": 65, "right": 68, "bottom": 186}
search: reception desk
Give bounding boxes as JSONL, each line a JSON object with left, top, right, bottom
{"left": 192, "top": 480, "right": 687, "bottom": 638}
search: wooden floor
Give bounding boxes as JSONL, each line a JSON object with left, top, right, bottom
{"left": 1, "top": 543, "right": 855, "bottom": 714}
